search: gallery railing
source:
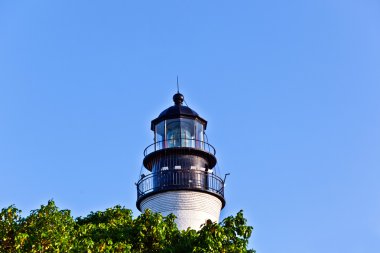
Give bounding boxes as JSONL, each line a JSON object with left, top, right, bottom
{"left": 136, "top": 169, "right": 224, "bottom": 201}
{"left": 143, "top": 139, "right": 216, "bottom": 157}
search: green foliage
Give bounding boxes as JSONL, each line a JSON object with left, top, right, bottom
{"left": 0, "top": 205, "right": 22, "bottom": 252}
{"left": 0, "top": 201, "right": 255, "bottom": 253}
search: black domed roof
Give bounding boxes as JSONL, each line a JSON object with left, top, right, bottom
{"left": 150, "top": 93, "right": 207, "bottom": 130}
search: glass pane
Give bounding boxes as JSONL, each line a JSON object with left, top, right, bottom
{"left": 166, "top": 119, "right": 181, "bottom": 147}
{"left": 180, "top": 118, "right": 195, "bottom": 147}
{"left": 155, "top": 121, "right": 165, "bottom": 149}
{"left": 195, "top": 120, "right": 204, "bottom": 149}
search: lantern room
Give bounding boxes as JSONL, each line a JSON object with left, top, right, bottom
{"left": 150, "top": 92, "right": 209, "bottom": 151}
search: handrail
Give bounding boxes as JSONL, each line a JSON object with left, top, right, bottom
{"left": 136, "top": 170, "right": 225, "bottom": 201}
{"left": 143, "top": 138, "right": 216, "bottom": 157}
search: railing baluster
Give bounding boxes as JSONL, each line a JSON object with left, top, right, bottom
{"left": 137, "top": 170, "right": 224, "bottom": 201}
{"left": 144, "top": 139, "right": 216, "bottom": 157}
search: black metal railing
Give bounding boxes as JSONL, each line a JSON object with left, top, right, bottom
{"left": 143, "top": 139, "right": 216, "bottom": 157}
{"left": 136, "top": 170, "right": 225, "bottom": 200}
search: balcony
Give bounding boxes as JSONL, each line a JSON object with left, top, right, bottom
{"left": 143, "top": 139, "right": 216, "bottom": 157}
{"left": 136, "top": 169, "right": 225, "bottom": 207}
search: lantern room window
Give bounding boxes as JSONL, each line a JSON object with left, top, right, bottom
{"left": 154, "top": 118, "right": 204, "bottom": 150}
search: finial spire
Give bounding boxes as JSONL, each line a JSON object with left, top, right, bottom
{"left": 173, "top": 92, "right": 184, "bottom": 105}
{"left": 173, "top": 76, "right": 184, "bottom": 105}
{"left": 176, "top": 75, "right": 180, "bottom": 93}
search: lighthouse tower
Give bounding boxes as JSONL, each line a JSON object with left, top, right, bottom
{"left": 136, "top": 92, "right": 226, "bottom": 230}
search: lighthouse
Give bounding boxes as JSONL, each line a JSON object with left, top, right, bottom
{"left": 136, "top": 92, "right": 226, "bottom": 230}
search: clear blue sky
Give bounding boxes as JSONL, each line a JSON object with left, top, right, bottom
{"left": 1, "top": 1, "right": 379, "bottom": 252}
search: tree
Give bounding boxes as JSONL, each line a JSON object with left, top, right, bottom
{"left": 0, "top": 201, "right": 255, "bottom": 253}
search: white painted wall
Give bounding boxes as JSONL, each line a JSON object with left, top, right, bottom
{"left": 140, "top": 190, "right": 222, "bottom": 230}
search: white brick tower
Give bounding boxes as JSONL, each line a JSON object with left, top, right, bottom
{"left": 136, "top": 92, "right": 226, "bottom": 230}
